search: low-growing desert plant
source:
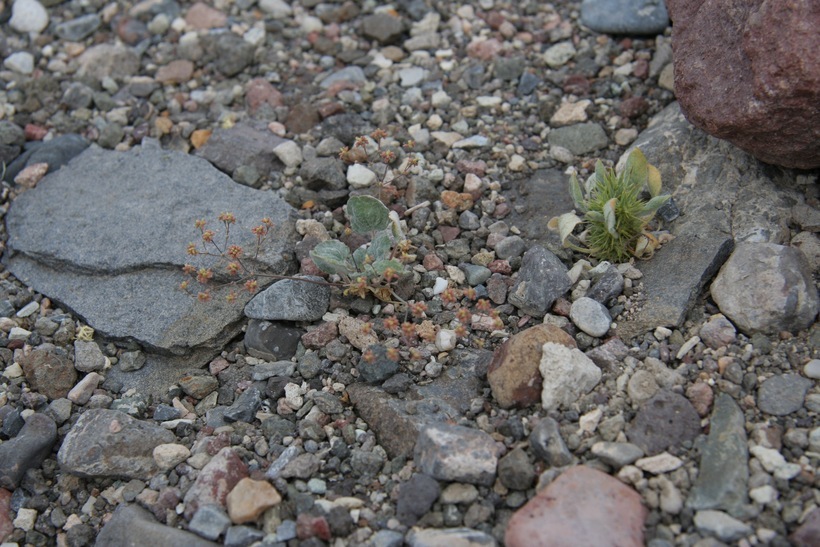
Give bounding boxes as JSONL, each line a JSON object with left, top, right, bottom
{"left": 548, "top": 148, "right": 671, "bottom": 262}
{"left": 309, "top": 195, "right": 413, "bottom": 302}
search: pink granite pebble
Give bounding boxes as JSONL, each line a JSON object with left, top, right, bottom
{"left": 505, "top": 466, "right": 647, "bottom": 547}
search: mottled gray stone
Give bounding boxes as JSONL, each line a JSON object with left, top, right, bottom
{"left": 244, "top": 276, "right": 330, "bottom": 321}
{"left": 244, "top": 320, "right": 303, "bottom": 362}
{"left": 0, "top": 413, "right": 57, "bottom": 489}
{"left": 189, "top": 505, "right": 231, "bottom": 541}
{"left": 569, "top": 297, "right": 612, "bottom": 337}
{"left": 223, "top": 387, "right": 262, "bottom": 423}
{"left": 547, "top": 123, "right": 608, "bottom": 155}
{"left": 4, "top": 142, "right": 297, "bottom": 357}
{"left": 396, "top": 473, "right": 440, "bottom": 526}
{"left": 757, "top": 374, "right": 812, "bottom": 416}
{"left": 197, "top": 122, "right": 286, "bottom": 181}
{"left": 497, "top": 447, "right": 536, "bottom": 490}
{"left": 55, "top": 13, "right": 101, "bottom": 41}
{"left": 687, "top": 394, "right": 748, "bottom": 516}
{"left": 694, "top": 510, "right": 753, "bottom": 543}
{"left": 591, "top": 441, "right": 644, "bottom": 469}
{"left": 508, "top": 246, "right": 572, "bottom": 317}
{"left": 349, "top": 349, "right": 491, "bottom": 458}
{"left": 58, "top": 409, "right": 175, "bottom": 480}
{"left": 711, "top": 243, "right": 818, "bottom": 335}
{"left": 530, "top": 417, "right": 573, "bottom": 467}
{"left": 415, "top": 423, "right": 501, "bottom": 485}
{"left": 626, "top": 390, "right": 701, "bottom": 456}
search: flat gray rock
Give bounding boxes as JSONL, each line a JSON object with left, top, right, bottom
{"left": 686, "top": 393, "right": 748, "bottom": 516}
{"left": 244, "top": 275, "right": 330, "bottom": 321}
{"left": 4, "top": 141, "right": 298, "bottom": 357}
{"left": 617, "top": 103, "right": 804, "bottom": 340}
{"left": 349, "top": 349, "right": 491, "bottom": 459}
{"left": 95, "top": 504, "right": 218, "bottom": 547}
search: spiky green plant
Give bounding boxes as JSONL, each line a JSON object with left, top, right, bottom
{"left": 549, "top": 148, "right": 671, "bottom": 262}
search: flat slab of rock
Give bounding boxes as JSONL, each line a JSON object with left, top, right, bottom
{"left": 96, "top": 504, "right": 219, "bottom": 547}
{"left": 414, "top": 423, "right": 501, "bottom": 485}
{"left": 4, "top": 141, "right": 297, "bottom": 357}
{"left": 349, "top": 349, "right": 491, "bottom": 458}
{"left": 617, "top": 103, "right": 803, "bottom": 340}
{"left": 686, "top": 393, "right": 749, "bottom": 516}
{"left": 505, "top": 466, "right": 647, "bottom": 547}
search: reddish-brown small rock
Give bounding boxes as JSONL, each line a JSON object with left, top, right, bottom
{"left": 245, "top": 78, "right": 283, "bottom": 115}
{"left": 156, "top": 60, "right": 194, "bottom": 85}
{"left": 487, "top": 324, "right": 576, "bottom": 408}
{"left": 505, "top": 466, "right": 647, "bottom": 547}
{"left": 301, "top": 321, "right": 338, "bottom": 349}
{"left": 668, "top": 0, "right": 820, "bottom": 169}
{"left": 183, "top": 447, "right": 248, "bottom": 518}
{"left": 0, "top": 488, "right": 13, "bottom": 541}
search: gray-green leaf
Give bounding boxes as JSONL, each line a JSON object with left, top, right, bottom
{"left": 348, "top": 195, "right": 390, "bottom": 234}
{"left": 310, "top": 240, "right": 354, "bottom": 276}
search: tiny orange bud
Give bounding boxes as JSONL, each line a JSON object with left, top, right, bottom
{"left": 244, "top": 279, "right": 258, "bottom": 293}
{"left": 218, "top": 212, "right": 236, "bottom": 224}
{"left": 386, "top": 347, "right": 400, "bottom": 362}
{"left": 201, "top": 230, "right": 215, "bottom": 243}
{"left": 197, "top": 292, "right": 212, "bottom": 302}
{"left": 187, "top": 243, "right": 199, "bottom": 256}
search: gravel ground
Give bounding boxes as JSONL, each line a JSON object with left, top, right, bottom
{"left": 0, "top": 1, "right": 818, "bottom": 546}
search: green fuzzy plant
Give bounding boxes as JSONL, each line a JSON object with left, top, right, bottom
{"left": 310, "top": 195, "right": 412, "bottom": 302}
{"left": 548, "top": 148, "right": 671, "bottom": 262}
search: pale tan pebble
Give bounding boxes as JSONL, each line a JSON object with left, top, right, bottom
{"left": 14, "top": 162, "right": 49, "bottom": 188}
{"left": 227, "top": 478, "right": 283, "bottom": 524}
{"left": 153, "top": 443, "right": 191, "bottom": 471}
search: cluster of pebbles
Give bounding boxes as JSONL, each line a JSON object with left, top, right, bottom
{"left": 1, "top": 0, "right": 818, "bottom": 546}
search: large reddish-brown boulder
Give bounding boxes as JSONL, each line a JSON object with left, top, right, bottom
{"left": 667, "top": 0, "right": 820, "bottom": 169}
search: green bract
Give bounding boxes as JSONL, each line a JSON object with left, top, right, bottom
{"left": 548, "top": 148, "right": 671, "bottom": 262}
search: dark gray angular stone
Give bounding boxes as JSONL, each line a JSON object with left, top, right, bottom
{"left": 586, "top": 263, "right": 624, "bottom": 305}
{"left": 244, "top": 276, "right": 330, "bottom": 322}
{"left": 299, "top": 157, "right": 347, "bottom": 191}
{"left": 497, "top": 447, "right": 536, "bottom": 490}
{"left": 626, "top": 390, "right": 701, "bottom": 456}
{"left": 4, "top": 142, "right": 297, "bottom": 358}
{"left": 223, "top": 387, "right": 262, "bottom": 423}
{"left": 358, "top": 344, "right": 401, "bottom": 384}
{"left": 224, "top": 525, "right": 265, "bottom": 547}
{"left": 0, "top": 413, "right": 57, "bottom": 489}
{"left": 581, "top": 0, "right": 669, "bottom": 35}
{"left": 397, "top": 473, "right": 440, "bottom": 525}
{"left": 686, "top": 394, "right": 748, "bottom": 517}
{"left": 58, "top": 409, "right": 175, "bottom": 480}
{"left": 95, "top": 504, "right": 219, "bottom": 547}
{"left": 244, "top": 321, "right": 303, "bottom": 361}
{"left": 757, "top": 374, "right": 812, "bottom": 416}
{"left": 189, "top": 504, "right": 231, "bottom": 541}
{"left": 508, "top": 245, "right": 572, "bottom": 317}
{"left": 196, "top": 122, "right": 286, "bottom": 181}
{"left": 212, "top": 33, "right": 255, "bottom": 77}
{"left": 4, "top": 134, "right": 89, "bottom": 183}
{"left": 529, "top": 416, "right": 573, "bottom": 467}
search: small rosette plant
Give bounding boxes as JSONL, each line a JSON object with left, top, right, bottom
{"left": 549, "top": 148, "right": 671, "bottom": 262}
{"left": 309, "top": 195, "right": 411, "bottom": 302}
